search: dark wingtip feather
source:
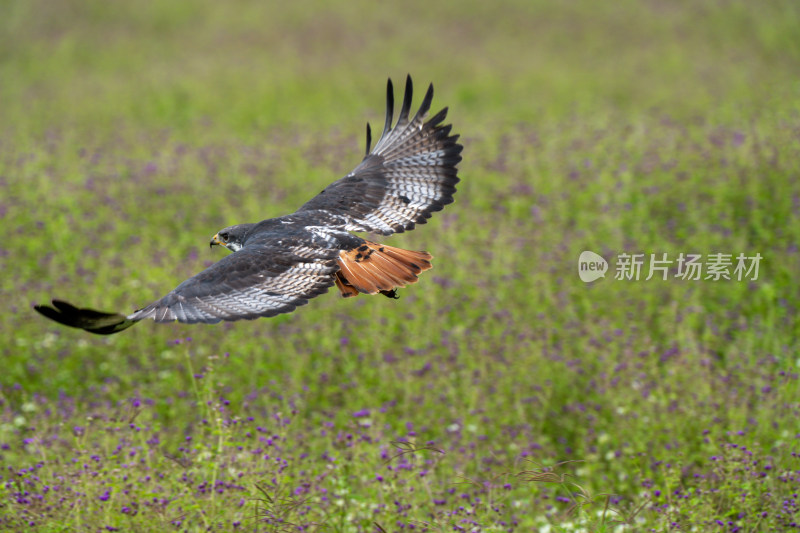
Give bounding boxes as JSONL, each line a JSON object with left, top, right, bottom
{"left": 398, "top": 75, "right": 414, "bottom": 124}
{"left": 427, "top": 107, "right": 449, "bottom": 127}
{"left": 382, "top": 78, "right": 394, "bottom": 138}
{"left": 412, "top": 83, "right": 434, "bottom": 122}
{"left": 365, "top": 122, "right": 372, "bottom": 156}
{"left": 34, "top": 303, "right": 65, "bottom": 324}
{"left": 34, "top": 299, "right": 136, "bottom": 335}
{"left": 52, "top": 299, "right": 79, "bottom": 313}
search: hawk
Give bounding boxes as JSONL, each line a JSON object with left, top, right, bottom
{"left": 34, "top": 76, "right": 462, "bottom": 334}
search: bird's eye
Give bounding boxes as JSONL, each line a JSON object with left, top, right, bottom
{"left": 219, "top": 232, "right": 229, "bottom": 241}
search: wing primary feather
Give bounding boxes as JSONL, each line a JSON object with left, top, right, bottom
{"left": 397, "top": 74, "right": 414, "bottom": 126}
{"left": 427, "top": 106, "right": 449, "bottom": 127}
{"left": 34, "top": 299, "right": 137, "bottom": 335}
{"left": 412, "top": 83, "right": 435, "bottom": 123}
{"left": 381, "top": 78, "right": 394, "bottom": 139}
{"left": 365, "top": 122, "right": 372, "bottom": 156}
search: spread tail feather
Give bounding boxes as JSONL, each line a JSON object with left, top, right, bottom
{"left": 335, "top": 241, "right": 432, "bottom": 297}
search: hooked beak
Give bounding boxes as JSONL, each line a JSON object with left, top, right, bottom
{"left": 210, "top": 233, "right": 222, "bottom": 249}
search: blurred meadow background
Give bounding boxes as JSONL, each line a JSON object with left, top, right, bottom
{"left": 2, "top": 0, "right": 800, "bottom": 530}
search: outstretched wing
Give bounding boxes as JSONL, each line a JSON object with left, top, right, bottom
{"left": 131, "top": 244, "right": 338, "bottom": 324}
{"left": 298, "top": 75, "right": 462, "bottom": 235}
{"left": 35, "top": 240, "right": 338, "bottom": 334}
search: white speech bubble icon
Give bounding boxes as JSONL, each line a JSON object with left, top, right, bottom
{"left": 578, "top": 251, "right": 608, "bottom": 282}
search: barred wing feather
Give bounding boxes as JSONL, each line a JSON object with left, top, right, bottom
{"left": 130, "top": 247, "right": 338, "bottom": 324}
{"left": 299, "top": 75, "right": 462, "bottom": 235}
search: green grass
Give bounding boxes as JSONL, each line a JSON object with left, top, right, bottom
{"left": 2, "top": 0, "right": 800, "bottom": 530}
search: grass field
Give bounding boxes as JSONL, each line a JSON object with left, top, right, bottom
{"left": 2, "top": 0, "right": 800, "bottom": 531}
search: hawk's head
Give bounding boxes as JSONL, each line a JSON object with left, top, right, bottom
{"left": 210, "top": 224, "right": 252, "bottom": 252}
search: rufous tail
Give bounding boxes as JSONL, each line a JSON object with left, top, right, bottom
{"left": 334, "top": 241, "right": 433, "bottom": 298}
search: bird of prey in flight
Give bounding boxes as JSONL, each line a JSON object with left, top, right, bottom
{"left": 34, "top": 76, "right": 462, "bottom": 334}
